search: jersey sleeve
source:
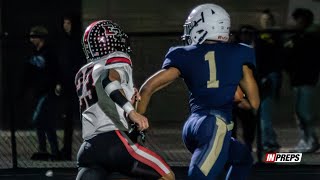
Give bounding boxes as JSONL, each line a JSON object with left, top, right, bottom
{"left": 114, "top": 66, "right": 130, "bottom": 84}
{"left": 240, "top": 44, "right": 256, "bottom": 70}
{"left": 103, "top": 54, "right": 132, "bottom": 84}
{"left": 102, "top": 57, "right": 134, "bottom": 100}
{"left": 162, "top": 47, "right": 186, "bottom": 77}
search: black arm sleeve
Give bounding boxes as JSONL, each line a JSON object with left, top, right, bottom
{"left": 101, "top": 69, "right": 130, "bottom": 108}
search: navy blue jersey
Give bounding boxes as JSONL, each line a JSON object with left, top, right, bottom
{"left": 162, "top": 42, "right": 255, "bottom": 113}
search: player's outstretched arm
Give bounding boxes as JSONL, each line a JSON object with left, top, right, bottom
{"left": 137, "top": 67, "right": 180, "bottom": 114}
{"left": 239, "top": 65, "right": 260, "bottom": 113}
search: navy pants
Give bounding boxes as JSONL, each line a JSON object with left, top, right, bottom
{"left": 182, "top": 110, "right": 253, "bottom": 180}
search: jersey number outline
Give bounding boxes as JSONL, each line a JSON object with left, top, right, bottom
{"left": 205, "top": 51, "right": 219, "bottom": 88}
{"left": 76, "top": 66, "right": 98, "bottom": 112}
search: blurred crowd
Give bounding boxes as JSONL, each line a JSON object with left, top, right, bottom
{"left": 21, "top": 15, "right": 85, "bottom": 160}
{"left": 231, "top": 8, "right": 320, "bottom": 154}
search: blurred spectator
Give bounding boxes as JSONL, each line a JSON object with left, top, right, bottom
{"left": 259, "top": 9, "right": 279, "bottom": 30}
{"left": 56, "top": 15, "right": 85, "bottom": 160}
{"left": 255, "top": 9, "right": 283, "bottom": 152}
{"left": 24, "top": 25, "right": 60, "bottom": 160}
{"left": 232, "top": 25, "right": 258, "bottom": 152}
{"left": 283, "top": 8, "right": 320, "bottom": 153}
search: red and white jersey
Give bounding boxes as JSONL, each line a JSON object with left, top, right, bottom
{"left": 75, "top": 52, "right": 134, "bottom": 140}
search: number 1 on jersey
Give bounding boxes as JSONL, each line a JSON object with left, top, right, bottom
{"left": 205, "top": 51, "right": 219, "bottom": 88}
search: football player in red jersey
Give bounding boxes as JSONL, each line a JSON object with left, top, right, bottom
{"left": 75, "top": 20, "right": 175, "bottom": 180}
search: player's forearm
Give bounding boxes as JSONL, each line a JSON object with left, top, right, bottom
{"left": 240, "top": 66, "right": 260, "bottom": 111}
{"left": 248, "top": 85, "right": 260, "bottom": 111}
{"left": 239, "top": 81, "right": 260, "bottom": 111}
{"left": 136, "top": 88, "right": 151, "bottom": 114}
{"left": 137, "top": 77, "right": 168, "bottom": 114}
{"left": 137, "top": 68, "right": 179, "bottom": 114}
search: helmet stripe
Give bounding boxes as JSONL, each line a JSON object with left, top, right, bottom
{"left": 83, "top": 21, "right": 101, "bottom": 58}
{"left": 83, "top": 21, "right": 100, "bottom": 44}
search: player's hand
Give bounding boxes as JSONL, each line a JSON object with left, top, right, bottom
{"left": 233, "top": 85, "right": 244, "bottom": 103}
{"left": 131, "top": 88, "right": 141, "bottom": 104}
{"left": 237, "top": 98, "right": 252, "bottom": 110}
{"left": 128, "top": 110, "right": 149, "bottom": 131}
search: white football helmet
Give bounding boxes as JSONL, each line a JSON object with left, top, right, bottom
{"left": 182, "top": 3, "right": 231, "bottom": 45}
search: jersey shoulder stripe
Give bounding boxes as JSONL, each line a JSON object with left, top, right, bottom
{"left": 105, "top": 57, "right": 132, "bottom": 66}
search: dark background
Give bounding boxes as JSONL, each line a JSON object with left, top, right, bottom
{"left": 1, "top": 0, "right": 82, "bottom": 129}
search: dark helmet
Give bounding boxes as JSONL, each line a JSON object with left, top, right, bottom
{"left": 82, "top": 20, "right": 131, "bottom": 61}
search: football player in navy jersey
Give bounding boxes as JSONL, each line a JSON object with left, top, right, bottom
{"left": 75, "top": 20, "right": 175, "bottom": 180}
{"left": 137, "top": 4, "right": 260, "bottom": 180}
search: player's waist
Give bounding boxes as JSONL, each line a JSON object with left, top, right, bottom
{"left": 209, "top": 109, "right": 233, "bottom": 131}
{"left": 195, "top": 107, "right": 232, "bottom": 121}
{"left": 189, "top": 101, "right": 233, "bottom": 113}
{"left": 191, "top": 108, "right": 234, "bottom": 131}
